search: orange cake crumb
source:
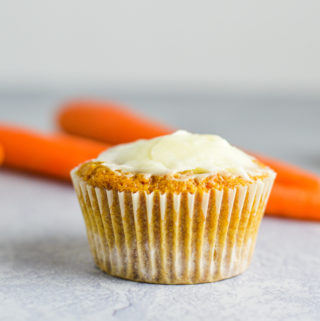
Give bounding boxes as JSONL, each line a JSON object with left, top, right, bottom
{"left": 77, "top": 161, "right": 269, "bottom": 194}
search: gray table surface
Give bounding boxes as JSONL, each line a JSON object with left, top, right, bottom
{"left": 1, "top": 91, "right": 320, "bottom": 321}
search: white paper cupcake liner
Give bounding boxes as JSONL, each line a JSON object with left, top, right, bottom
{"left": 71, "top": 170, "right": 275, "bottom": 284}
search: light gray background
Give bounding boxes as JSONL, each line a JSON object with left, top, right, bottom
{"left": 1, "top": 1, "right": 320, "bottom": 92}
{"left": 0, "top": 92, "right": 320, "bottom": 321}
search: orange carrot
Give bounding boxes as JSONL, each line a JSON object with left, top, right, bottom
{"left": 0, "top": 144, "right": 4, "bottom": 165}
{"left": 58, "top": 100, "right": 172, "bottom": 144}
{"left": 0, "top": 124, "right": 108, "bottom": 180}
{"left": 251, "top": 153, "right": 320, "bottom": 190}
{"left": 266, "top": 184, "right": 320, "bottom": 220}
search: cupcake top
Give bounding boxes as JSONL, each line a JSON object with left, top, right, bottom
{"left": 76, "top": 130, "right": 275, "bottom": 193}
{"left": 97, "top": 130, "right": 263, "bottom": 178}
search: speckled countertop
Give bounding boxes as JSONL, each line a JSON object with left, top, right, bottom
{"left": 1, "top": 93, "right": 320, "bottom": 321}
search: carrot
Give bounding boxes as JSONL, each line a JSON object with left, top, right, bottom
{"left": 0, "top": 144, "right": 4, "bottom": 165}
{"left": 252, "top": 153, "right": 320, "bottom": 190}
{"left": 266, "top": 184, "right": 320, "bottom": 221}
{"left": 0, "top": 124, "right": 108, "bottom": 180}
{"left": 57, "top": 100, "right": 172, "bottom": 144}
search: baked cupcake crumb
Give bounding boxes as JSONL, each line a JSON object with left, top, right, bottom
{"left": 77, "top": 161, "right": 270, "bottom": 194}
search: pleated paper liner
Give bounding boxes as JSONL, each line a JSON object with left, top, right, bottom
{"left": 71, "top": 170, "right": 275, "bottom": 284}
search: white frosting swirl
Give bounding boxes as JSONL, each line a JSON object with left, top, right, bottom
{"left": 96, "top": 130, "right": 264, "bottom": 178}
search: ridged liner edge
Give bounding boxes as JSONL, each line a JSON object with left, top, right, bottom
{"left": 71, "top": 169, "right": 275, "bottom": 284}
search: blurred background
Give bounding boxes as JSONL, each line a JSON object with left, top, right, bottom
{"left": 1, "top": 0, "right": 320, "bottom": 92}
{"left": 0, "top": 0, "right": 319, "bottom": 171}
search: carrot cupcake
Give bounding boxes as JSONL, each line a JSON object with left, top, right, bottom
{"left": 71, "top": 130, "right": 276, "bottom": 284}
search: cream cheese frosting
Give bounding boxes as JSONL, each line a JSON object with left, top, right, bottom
{"left": 96, "top": 130, "right": 268, "bottom": 178}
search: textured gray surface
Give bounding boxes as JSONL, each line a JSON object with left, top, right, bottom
{"left": 0, "top": 93, "right": 320, "bottom": 321}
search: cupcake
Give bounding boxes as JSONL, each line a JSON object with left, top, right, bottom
{"left": 71, "top": 130, "right": 276, "bottom": 284}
